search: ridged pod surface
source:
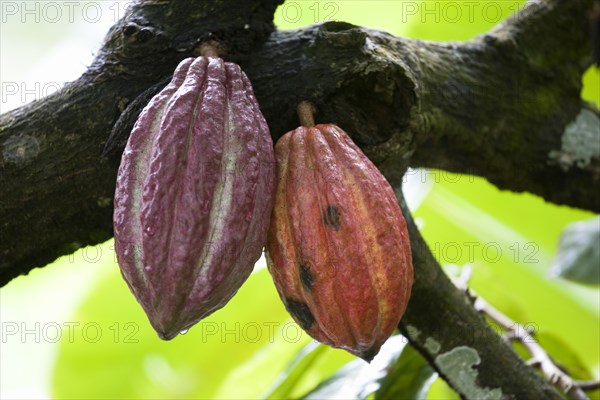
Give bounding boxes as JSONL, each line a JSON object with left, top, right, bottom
{"left": 266, "top": 124, "right": 413, "bottom": 361}
{"left": 114, "top": 56, "right": 275, "bottom": 340}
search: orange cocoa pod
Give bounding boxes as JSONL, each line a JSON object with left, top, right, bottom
{"left": 266, "top": 124, "right": 413, "bottom": 361}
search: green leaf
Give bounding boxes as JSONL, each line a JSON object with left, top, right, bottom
{"left": 550, "top": 217, "right": 600, "bottom": 286}
{"left": 426, "top": 378, "right": 461, "bottom": 400}
{"left": 375, "top": 345, "right": 436, "bottom": 400}
{"left": 300, "top": 335, "right": 407, "bottom": 400}
{"left": 302, "top": 360, "right": 366, "bottom": 399}
{"left": 261, "top": 342, "right": 328, "bottom": 399}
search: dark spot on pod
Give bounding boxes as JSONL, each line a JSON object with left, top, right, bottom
{"left": 322, "top": 204, "right": 341, "bottom": 231}
{"left": 285, "top": 298, "right": 315, "bottom": 330}
{"left": 299, "top": 263, "right": 314, "bottom": 291}
{"left": 360, "top": 346, "right": 379, "bottom": 363}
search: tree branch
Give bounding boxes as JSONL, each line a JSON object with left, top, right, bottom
{"left": 0, "top": 0, "right": 284, "bottom": 284}
{"left": 473, "top": 296, "right": 591, "bottom": 400}
{"left": 407, "top": 0, "right": 599, "bottom": 211}
{"left": 396, "top": 192, "right": 563, "bottom": 399}
{"left": 1, "top": 0, "right": 596, "bottom": 284}
{"left": 449, "top": 265, "right": 598, "bottom": 399}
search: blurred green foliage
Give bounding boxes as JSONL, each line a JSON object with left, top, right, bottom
{"left": 375, "top": 343, "right": 436, "bottom": 400}
{"left": 52, "top": 265, "right": 353, "bottom": 399}
{"left": 551, "top": 217, "right": 600, "bottom": 285}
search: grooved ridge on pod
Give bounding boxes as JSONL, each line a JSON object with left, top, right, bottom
{"left": 113, "top": 56, "right": 275, "bottom": 340}
{"left": 266, "top": 123, "right": 413, "bottom": 361}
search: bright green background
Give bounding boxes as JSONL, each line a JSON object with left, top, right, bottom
{"left": 2, "top": 1, "right": 598, "bottom": 399}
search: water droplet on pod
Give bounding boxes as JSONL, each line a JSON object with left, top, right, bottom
{"left": 145, "top": 225, "right": 155, "bottom": 236}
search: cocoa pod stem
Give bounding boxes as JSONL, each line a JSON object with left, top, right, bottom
{"left": 197, "top": 40, "right": 226, "bottom": 58}
{"left": 297, "top": 101, "right": 316, "bottom": 127}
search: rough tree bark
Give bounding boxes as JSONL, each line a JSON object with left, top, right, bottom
{"left": 0, "top": 0, "right": 598, "bottom": 398}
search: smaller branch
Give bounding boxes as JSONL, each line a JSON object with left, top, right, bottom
{"left": 577, "top": 380, "right": 600, "bottom": 391}
{"left": 473, "top": 297, "right": 517, "bottom": 335}
{"left": 453, "top": 263, "right": 472, "bottom": 291}
{"left": 566, "top": 386, "right": 591, "bottom": 400}
{"left": 398, "top": 202, "right": 563, "bottom": 399}
{"left": 473, "top": 296, "right": 586, "bottom": 399}
{"left": 454, "top": 267, "right": 598, "bottom": 400}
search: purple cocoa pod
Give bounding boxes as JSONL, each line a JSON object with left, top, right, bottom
{"left": 113, "top": 56, "right": 275, "bottom": 340}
